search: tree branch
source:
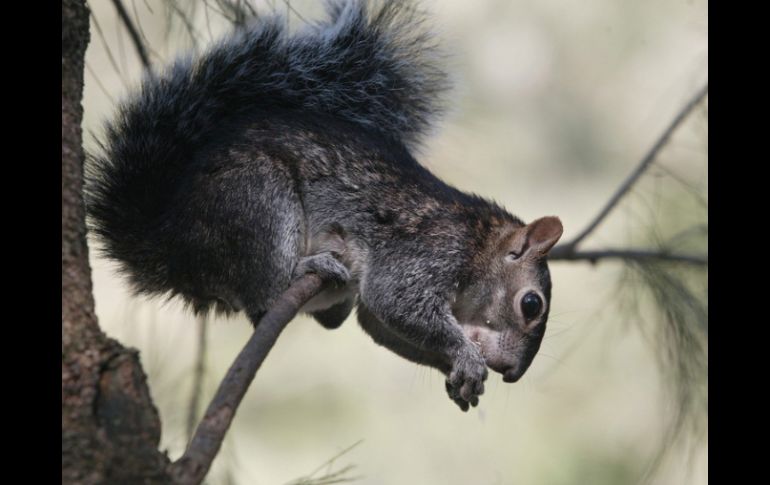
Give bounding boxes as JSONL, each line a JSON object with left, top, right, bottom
{"left": 548, "top": 247, "right": 707, "bottom": 266}
{"left": 168, "top": 273, "right": 328, "bottom": 485}
{"left": 64, "top": 1, "right": 170, "bottom": 480}
{"left": 111, "top": 0, "right": 151, "bottom": 70}
{"left": 186, "top": 315, "right": 208, "bottom": 443}
{"left": 562, "top": 83, "right": 708, "bottom": 251}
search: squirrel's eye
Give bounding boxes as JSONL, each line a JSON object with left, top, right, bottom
{"left": 521, "top": 292, "right": 542, "bottom": 319}
{"left": 507, "top": 251, "right": 521, "bottom": 261}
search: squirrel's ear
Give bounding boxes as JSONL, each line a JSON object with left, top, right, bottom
{"left": 525, "top": 216, "right": 563, "bottom": 257}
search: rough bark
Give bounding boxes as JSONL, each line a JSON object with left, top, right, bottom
{"left": 62, "top": 0, "right": 170, "bottom": 482}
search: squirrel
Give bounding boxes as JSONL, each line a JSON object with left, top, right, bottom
{"left": 85, "top": 0, "right": 563, "bottom": 412}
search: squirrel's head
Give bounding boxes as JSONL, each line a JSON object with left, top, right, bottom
{"left": 454, "top": 216, "right": 563, "bottom": 383}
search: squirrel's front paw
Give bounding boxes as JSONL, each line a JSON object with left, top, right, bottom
{"left": 294, "top": 252, "right": 350, "bottom": 286}
{"left": 445, "top": 347, "right": 488, "bottom": 412}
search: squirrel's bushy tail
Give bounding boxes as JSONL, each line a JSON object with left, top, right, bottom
{"left": 85, "top": 0, "right": 448, "bottom": 297}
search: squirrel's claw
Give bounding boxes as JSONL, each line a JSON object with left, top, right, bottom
{"left": 446, "top": 347, "right": 488, "bottom": 411}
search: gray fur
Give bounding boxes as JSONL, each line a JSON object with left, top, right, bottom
{"left": 85, "top": 0, "right": 563, "bottom": 411}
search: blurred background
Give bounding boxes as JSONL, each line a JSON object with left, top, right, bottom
{"left": 81, "top": 1, "right": 708, "bottom": 484}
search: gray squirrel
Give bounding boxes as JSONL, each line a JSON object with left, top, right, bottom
{"left": 85, "top": 0, "right": 563, "bottom": 411}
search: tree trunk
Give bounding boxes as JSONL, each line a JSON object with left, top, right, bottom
{"left": 61, "top": 0, "right": 170, "bottom": 482}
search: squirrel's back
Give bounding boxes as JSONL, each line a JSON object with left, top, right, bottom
{"left": 85, "top": 0, "right": 449, "bottom": 304}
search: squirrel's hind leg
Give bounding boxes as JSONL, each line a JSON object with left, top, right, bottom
{"left": 184, "top": 151, "right": 306, "bottom": 328}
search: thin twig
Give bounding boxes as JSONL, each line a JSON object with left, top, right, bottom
{"left": 286, "top": 440, "right": 364, "bottom": 485}
{"left": 283, "top": 0, "right": 309, "bottom": 24}
{"left": 665, "top": 224, "right": 708, "bottom": 250}
{"left": 186, "top": 315, "right": 208, "bottom": 443}
{"left": 168, "top": 273, "right": 328, "bottom": 485}
{"left": 563, "top": 83, "right": 708, "bottom": 251}
{"left": 88, "top": 7, "right": 128, "bottom": 88}
{"left": 652, "top": 163, "right": 709, "bottom": 208}
{"left": 240, "top": 0, "right": 259, "bottom": 18}
{"left": 166, "top": 0, "right": 201, "bottom": 50}
{"left": 129, "top": 0, "right": 165, "bottom": 62}
{"left": 204, "top": 0, "right": 232, "bottom": 22}
{"left": 130, "top": 0, "right": 152, "bottom": 45}
{"left": 114, "top": 8, "right": 127, "bottom": 73}
{"left": 84, "top": 60, "right": 116, "bottom": 104}
{"left": 202, "top": 0, "right": 214, "bottom": 41}
{"left": 548, "top": 247, "right": 707, "bottom": 266}
{"left": 111, "top": 0, "right": 152, "bottom": 70}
